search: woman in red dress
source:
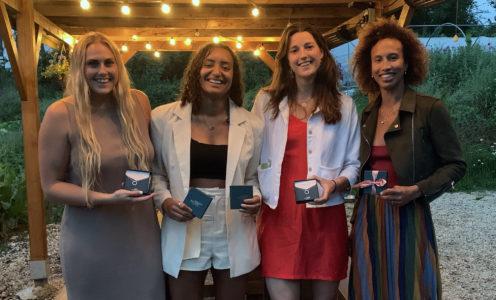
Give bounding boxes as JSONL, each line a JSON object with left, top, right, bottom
{"left": 252, "top": 22, "right": 361, "bottom": 300}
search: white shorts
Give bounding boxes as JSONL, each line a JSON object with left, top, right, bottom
{"left": 180, "top": 187, "right": 230, "bottom": 271}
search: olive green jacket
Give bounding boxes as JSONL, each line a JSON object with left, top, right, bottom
{"left": 359, "top": 88, "right": 466, "bottom": 202}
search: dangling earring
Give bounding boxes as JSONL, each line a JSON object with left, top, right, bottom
{"left": 371, "top": 74, "right": 374, "bottom": 78}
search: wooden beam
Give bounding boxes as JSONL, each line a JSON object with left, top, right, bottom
{"left": 258, "top": 49, "right": 275, "bottom": 71}
{"left": 36, "top": 3, "right": 360, "bottom": 19}
{"left": 47, "top": 17, "right": 344, "bottom": 30}
{"left": 35, "top": 23, "right": 42, "bottom": 65}
{"left": 33, "top": 0, "right": 369, "bottom": 5}
{"left": 0, "top": 1, "right": 26, "bottom": 100}
{"left": 397, "top": 4, "right": 415, "bottom": 27}
{"left": 121, "top": 49, "right": 137, "bottom": 64}
{"left": 68, "top": 27, "right": 287, "bottom": 40}
{"left": 2, "top": 0, "right": 74, "bottom": 47}
{"left": 120, "top": 40, "right": 279, "bottom": 52}
{"left": 17, "top": 0, "right": 48, "bottom": 283}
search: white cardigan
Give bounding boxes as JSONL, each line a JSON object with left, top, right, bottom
{"left": 151, "top": 100, "right": 263, "bottom": 278}
{"left": 251, "top": 91, "right": 360, "bottom": 209}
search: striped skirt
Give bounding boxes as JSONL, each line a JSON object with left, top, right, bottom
{"left": 349, "top": 194, "right": 442, "bottom": 300}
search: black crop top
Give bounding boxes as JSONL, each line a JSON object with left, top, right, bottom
{"left": 190, "top": 139, "right": 228, "bottom": 180}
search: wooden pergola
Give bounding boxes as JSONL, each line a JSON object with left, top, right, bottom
{"left": 0, "top": 0, "right": 442, "bottom": 287}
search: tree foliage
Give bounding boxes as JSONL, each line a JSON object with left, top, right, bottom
{"left": 411, "top": 0, "right": 477, "bottom": 36}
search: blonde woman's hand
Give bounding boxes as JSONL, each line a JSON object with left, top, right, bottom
{"left": 240, "top": 195, "right": 261, "bottom": 215}
{"left": 310, "top": 175, "right": 337, "bottom": 205}
{"left": 380, "top": 185, "right": 422, "bottom": 206}
{"left": 162, "top": 197, "right": 194, "bottom": 222}
{"left": 103, "top": 189, "right": 154, "bottom": 205}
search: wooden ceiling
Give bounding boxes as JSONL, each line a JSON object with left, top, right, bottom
{"left": 4, "top": 0, "right": 444, "bottom": 54}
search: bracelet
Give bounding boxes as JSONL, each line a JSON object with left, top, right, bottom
{"left": 331, "top": 179, "right": 337, "bottom": 193}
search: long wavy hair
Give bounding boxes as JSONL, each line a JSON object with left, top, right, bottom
{"left": 264, "top": 22, "right": 342, "bottom": 124}
{"left": 352, "top": 18, "right": 429, "bottom": 94}
{"left": 179, "top": 43, "right": 244, "bottom": 114}
{"left": 65, "top": 32, "right": 149, "bottom": 199}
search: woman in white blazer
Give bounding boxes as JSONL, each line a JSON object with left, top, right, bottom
{"left": 252, "top": 23, "right": 360, "bottom": 300}
{"left": 151, "top": 43, "right": 263, "bottom": 300}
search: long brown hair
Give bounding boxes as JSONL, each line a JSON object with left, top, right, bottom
{"left": 178, "top": 43, "right": 244, "bottom": 113}
{"left": 264, "top": 22, "right": 342, "bottom": 124}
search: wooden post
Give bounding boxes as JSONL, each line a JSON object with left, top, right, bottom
{"left": 121, "top": 49, "right": 137, "bottom": 64}
{"left": 259, "top": 49, "right": 275, "bottom": 72}
{"left": 397, "top": 4, "right": 415, "bottom": 28}
{"left": 17, "top": 0, "right": 48, "bottom": 286}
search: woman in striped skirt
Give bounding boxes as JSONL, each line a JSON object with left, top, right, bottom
{"left": 348, "top": 18, "right": 466, "bottom": 300}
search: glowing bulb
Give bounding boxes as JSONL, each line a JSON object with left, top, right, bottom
{"left": 145, "top": 43, "right": 152, "bottom": 50}
{"left": 213, "top": 36, "right": 220, "bottom": 43}
{"left": 121, "top": 5, "right": 130, "bottom": 15}
{"left": 121, "top": 45, "right": 128, "bottom": 52}
{"left": 161, "top": 3, "right": 171, "bottom": 14}
{"left": 236, "top": 42, "right": 242, "bottom": 49}
{"left": 75, "top": 39, "right": 79, "bottom": 44}
{"left": 80, "top": 0, "right": 90, "bottom": 10}
{"left": 237, "top": 36, "right": 243, "bottom": 41}
{"left": 132, "top": 35, "right": 137, "bottom": 41}
{"left": 251, "top": 7, "right": 259, "bottom": 17}
{"left": 254, "top": 49, "right": 260, "bottom": 56}
{"left": 453, "top": 34, "right": 459, "bottom": 42}
{"left": 170, "top": 38, "right": 176, "bottom": 45}
{"left": 154, "top": 51, "right": 160, "bottom": 57}
{"left": 192, "top": 0, "right": 200, "bottom": 6}
{"left": 184, "top": 38, "right": 192, "bottom": 46}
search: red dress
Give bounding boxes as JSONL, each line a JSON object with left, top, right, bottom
{"left": 258, "top": 114, "right": 349, "bottom": 281}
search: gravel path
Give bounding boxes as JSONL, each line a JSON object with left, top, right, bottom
{"left": 0, "top": 192, "right": 495, "bottom": 299}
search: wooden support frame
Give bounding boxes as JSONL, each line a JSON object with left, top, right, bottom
{"left": 258, "top": 49, "right": 275, "bottom": 72}
{"left": 0, "top": 1, "right": 26, "bottom": 100}
{"left": 397, "top": 4, "right": 415, "bottom": 27}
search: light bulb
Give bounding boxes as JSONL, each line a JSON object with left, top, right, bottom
{"left": 192, "top": 0, "right": 200, "bottom": 6}
{"left": 254, "top": 49, "right": 260, "bottom": 56}
{"left": 145, "top": 43, "right": 152, "bottom": 50}
{"left": 236, "top": 42, "right": 242, "bottom": 49}
{"left": 161, "top": 4, "right": 171, "bottom": 14}
{"left": 154, "top": 51, "right": 160, "bottom": 57}
{"left": 252, "top": 7, "right": 259, "bottom": 17}
{"left": 121, "top": 5, "right": 130, "bottom": 15}
{"left": 185, "top": 38, "right": 192, "bottom": 46}
{"left": 170, "top": 38, "right": 176, "bottom": 45}
{"left": 121, "top": 45, "right": 128, "bottom": 52}
{"left": 213, "top": 36, "right": 220, "bottom": 43}
{"left": 80, "top": 0, "right": 90, "bottom": 10}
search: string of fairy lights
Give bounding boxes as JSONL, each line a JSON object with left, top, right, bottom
{"left": 78, "top": 0, "right": 265, "bottom": 57}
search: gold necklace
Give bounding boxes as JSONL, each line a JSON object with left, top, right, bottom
{"left": 378, "top": 107, "right": 399, "bottom": 125}
{"left": 196, "top": 114, "right": 229, "bottom": 131}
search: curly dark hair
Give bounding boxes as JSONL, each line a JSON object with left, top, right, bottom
{"left": 179, "top": 43, "right": 244, "bottom": 113}
{"left": 264, "top": 22, "right": 342, "bottom": 124}
{"left": 352, "top": 18, "right": 429, "bottom": 94}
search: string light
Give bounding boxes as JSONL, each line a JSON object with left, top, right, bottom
{"left": 132, "top": 35, "right": 138, "bottom": 41}
{"left": 145, "top": 43, "right": 152, "bottom": 50}
{"left": 121, "top": 5, "right": 130, "bottom": 15}
{"left": 184, "top": 38, "right": 192, "bottom": 46}
{"left": 161, "top": 3, "right": 171, "bottom": 14}
{"left": 80, "top": 0, "right": 90, "bottom": 10}
{"left": 213, "top": 36, "right": 220, "bottom": 43}
{"left": 192, "top": 0, "right": 200, "bottom": 6}
{"left": 251, "top": 7, "right": 259, "bottom": 17}
{"left": 154, "top": 51, "right": 160, "bottom": 57}
{"left": 170, "top": 37, "right": 176, "bottom": 45}
{"left": 121, "top": 45, "right": 128, "bottom": 52}
{"left": 236, "top": 42, "right": 242, "bottom": 49}
{"left": 253, "top": 49, "right": 260, "bottom": 56}
{"left": 237, "top": 36, "right": 243, "bottom": 41}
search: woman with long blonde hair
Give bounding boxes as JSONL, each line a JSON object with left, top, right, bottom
{"left": 39, "top": 32, "right": 165, "bottom": 299}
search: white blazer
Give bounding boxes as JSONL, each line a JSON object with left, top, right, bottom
{"left": 151, "top": 100, "right": 263, "bottom": 278}
{"left": 252, "top": 91, "right": 360, "bottom": 209}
